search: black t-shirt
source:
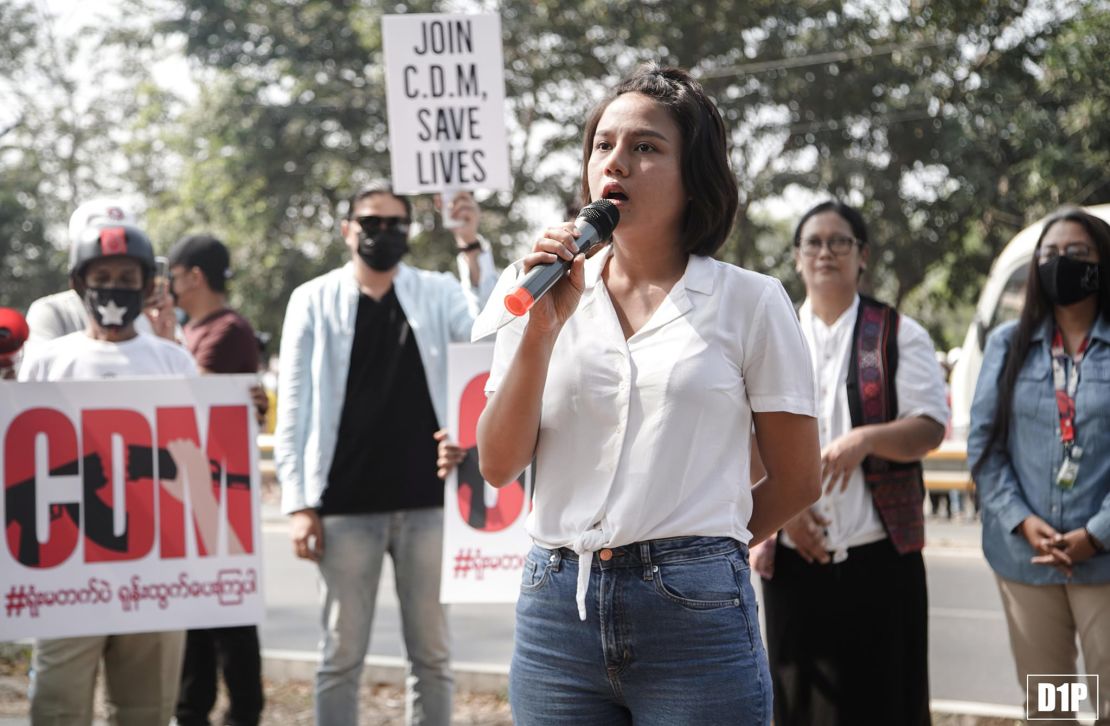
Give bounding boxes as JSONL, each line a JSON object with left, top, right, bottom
{"left": 320, "top": 288, "right": 442, "bottom": 514}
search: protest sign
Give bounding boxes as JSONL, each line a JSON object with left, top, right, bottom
{"left": 441, "top": 343, "right": 531, "bottom": 603}
{"left": 0, "top": 375, "right": 263, "bottom": 639}
{"left": 382, "top": 13, "right": 511, "bottom": 194}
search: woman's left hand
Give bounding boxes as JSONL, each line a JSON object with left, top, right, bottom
{"left": 820, "top": 428, "right": 872, "bottom": 494}
{"left": 1030, "top": 527, "right": 1098, "bottom": 578}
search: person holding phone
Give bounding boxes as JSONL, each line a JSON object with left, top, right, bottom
{"left": 166, "top": 233, "right": 268, "bottom": 726}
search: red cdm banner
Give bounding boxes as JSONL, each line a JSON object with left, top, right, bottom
{"left": 441, "top": 343, "right": 531, "bottom": 604}
{"left": 0, "top": 375, "right": 263, "bottom": 639}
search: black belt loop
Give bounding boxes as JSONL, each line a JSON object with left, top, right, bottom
{"left": 641, "top": 542, "right": 653, "bottom": 581}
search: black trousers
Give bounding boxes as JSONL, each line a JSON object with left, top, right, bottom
{"left": 762, "top": 538, "right": 930, "bottom": 726}
{"left": 175, "top": 625, "right": 264, "bottom": 726}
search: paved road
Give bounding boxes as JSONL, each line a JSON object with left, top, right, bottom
{"left": 260, "top": 513, "right": 1031, "bottom": 708}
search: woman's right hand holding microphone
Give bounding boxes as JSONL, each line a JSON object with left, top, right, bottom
{"left": 521, "top": 223, "right": 588, "bottom": 336}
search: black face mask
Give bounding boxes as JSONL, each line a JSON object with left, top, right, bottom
{"left": 357, "top": 229, "right": 409, "bottom": 271}
{"left": 1038, "top": 256, "right": 1100, "bottom": 307}
{"left": 84, "top": 287, "right": 145, "bottom": 329}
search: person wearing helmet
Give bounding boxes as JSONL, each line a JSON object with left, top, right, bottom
{"left": 20, "top": 222, "right": 194, "bottom": 378}
{"left": 18, "top": 220, "right": 197, "bottom": 724}
{"left": 23, "top": 198, "right": 176, "bottom": 351}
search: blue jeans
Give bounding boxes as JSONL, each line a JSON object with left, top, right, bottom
{"left": 315, "top": 509, "right": 453, "bottom": 726}
{"left": 510, "top": 537, "right": 772, "bottom": 725}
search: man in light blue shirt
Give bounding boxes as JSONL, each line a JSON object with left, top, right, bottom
{"left": 275, "top": 183, "right": 495, "bottom": 725}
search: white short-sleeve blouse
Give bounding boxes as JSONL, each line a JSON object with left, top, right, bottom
{"left": 486, "top": 246, "right": 816, "bottom": 618}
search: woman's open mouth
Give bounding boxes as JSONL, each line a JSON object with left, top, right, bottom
{"left": 601, "top": 182, "right": 629, "bottom": 206}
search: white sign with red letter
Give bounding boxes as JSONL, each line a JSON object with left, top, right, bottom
{"left": 441, "top": 343, "right": 531, "bottom": 603}
{"left": 382, "top": 13, "right": 511, "bottom": 195}
{"left": 0, "top": 376, "right": 262, "bottom": 639}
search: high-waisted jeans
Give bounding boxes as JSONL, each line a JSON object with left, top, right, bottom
{"left": 510, "top": 536, "right": 772, "bottom": 725}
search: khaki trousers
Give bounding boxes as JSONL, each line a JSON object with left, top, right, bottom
{"left": 30, "top": 630, "right": 185, "bottom": 726}
{"left": 996, "top": 576, "right": 1110, "bottom": 724}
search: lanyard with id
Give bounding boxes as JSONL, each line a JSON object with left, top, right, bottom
{"left": 1050, "top": 328, "right": 1090, "bottom": 489}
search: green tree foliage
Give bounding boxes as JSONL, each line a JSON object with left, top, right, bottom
{"left": 4, "top": 0, "right": 1109, "bottom": 352}
{"left": 496, "top": 0, "right": 1109, "bottom": 347}
{"left": 1020, "top": 2, "right": 1110, "bottom": 210}
{"left": 116, "top": 0, "right": 490, "bottom": 342}
{"left": 0, "top": 1, "right": 175, "bottom": 310}
{"left": 0, "top": 1, "right": 64, "bottom": 308}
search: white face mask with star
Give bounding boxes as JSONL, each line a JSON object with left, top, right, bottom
{"left": 83, "top": 287, "right": 144, "bottom": 330}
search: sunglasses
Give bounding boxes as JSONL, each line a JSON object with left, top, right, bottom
{"left": 356, "top": 215, "right": 411, "bottom": 234}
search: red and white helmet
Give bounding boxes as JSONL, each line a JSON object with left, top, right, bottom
{"left": 67, "top": 198, "right": 138, "bottom": 245}
{"left": 68, "top": 223, "right": 156, "bottom": 280}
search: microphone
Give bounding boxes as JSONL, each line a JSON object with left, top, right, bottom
{"left": 0, "top": 307, "right": 29, "bottom": 372}
{"left": 504, "top": 199, "right": 620, "bottom": 316}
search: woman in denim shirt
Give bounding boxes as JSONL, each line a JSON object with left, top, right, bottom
{"left": 969, "top": 207, "right": 1110, "bottom": 721}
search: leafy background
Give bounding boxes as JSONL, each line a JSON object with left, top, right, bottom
{"left": 2, "top": 0, "right": 1108, "bottom": 352}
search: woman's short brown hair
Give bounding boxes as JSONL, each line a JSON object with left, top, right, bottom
{"left": 579, "top": 65, "right": 738, "bottom": 256}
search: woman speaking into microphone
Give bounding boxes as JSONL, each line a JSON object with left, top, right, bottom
{"left": 477, "top": 64, "right": 821, "bottom": 725}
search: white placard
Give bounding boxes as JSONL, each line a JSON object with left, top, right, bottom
{"left": 383, "top": 13, "right": 511, "bottom": 194}
{"left": 441, "top": 343, "right": 531, "bottom": 603}
{"left": 0, "top": 376, "right": 263, "bottom": 639}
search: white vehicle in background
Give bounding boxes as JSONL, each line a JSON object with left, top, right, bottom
{"left": 947, "top": 203, "right": 1110, "bottom": 444}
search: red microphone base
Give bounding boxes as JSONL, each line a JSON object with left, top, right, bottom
{"left": 504, "top": 287, "right": 534, "bottom": 317}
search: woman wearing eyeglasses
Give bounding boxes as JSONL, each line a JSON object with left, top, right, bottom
{"left": 752, "top": 200, "right": 948, "bottom": 726}
{"left": 969, "top": 207, "right": 1110, "bottom": 721}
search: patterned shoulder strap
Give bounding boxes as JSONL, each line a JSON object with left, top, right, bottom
{"left": 846, "top": 295, "right": 900, "bottom": 428}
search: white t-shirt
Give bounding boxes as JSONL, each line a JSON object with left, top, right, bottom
{"left": 487, "top": 246, "right": 816, "bottom": 618}
{"left": 785, "top": 295, "right": 949, "bottom": 561}
{"left": 18, "top": 331, "right": 197, "bottom": 382}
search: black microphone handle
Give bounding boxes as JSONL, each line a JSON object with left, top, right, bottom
{"left": 505, "top": 225, "right": 603, "bottom": 316}
{"left": 518, "top": 253, "right": 573, "bottom": 302}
